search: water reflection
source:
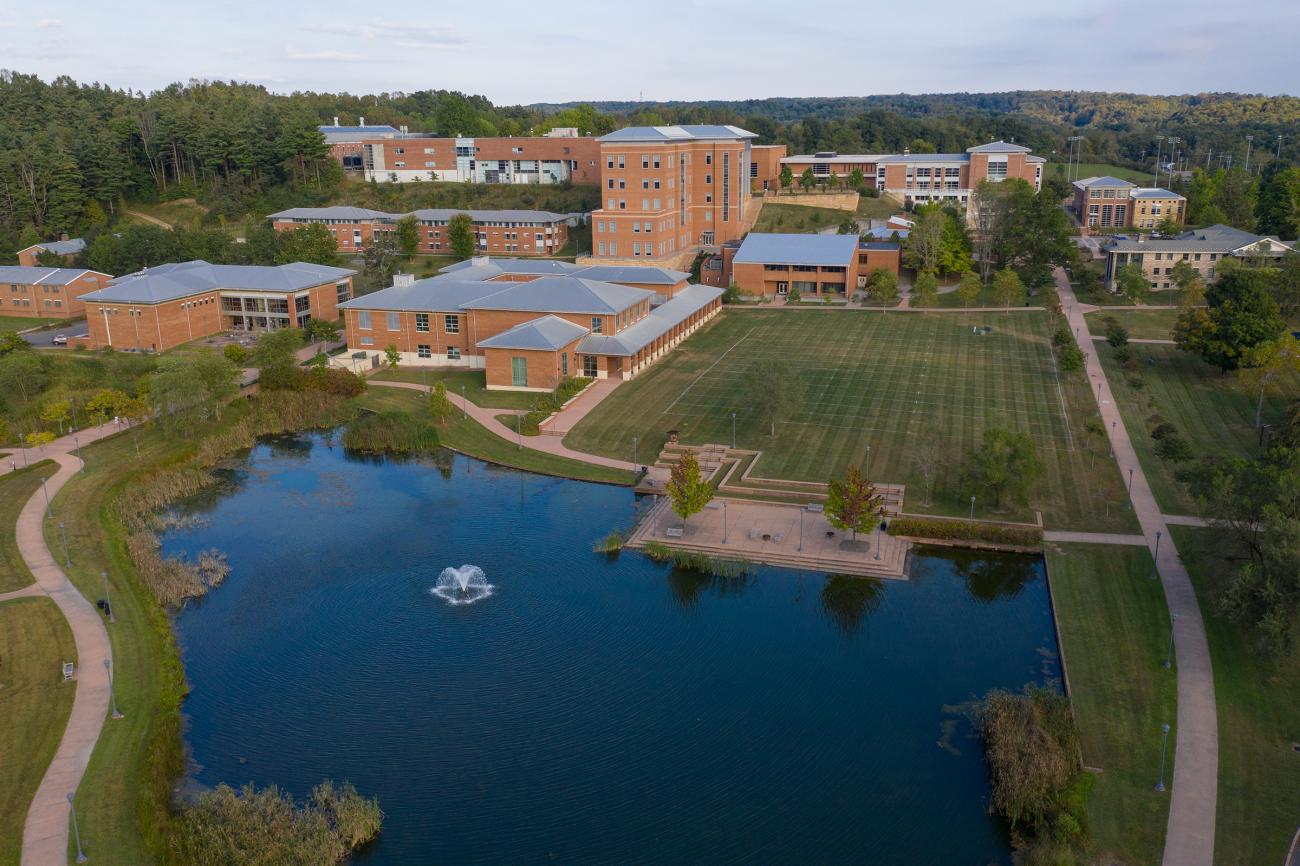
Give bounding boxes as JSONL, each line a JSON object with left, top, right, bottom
{"left": 665, "top": 567, "right": 754, "bottom": 609}
{"left": 948, "top": 550, "right": 1037, "bottom": 602}
{"left": 820, "top": 574, "right": 887, "bottom": 634}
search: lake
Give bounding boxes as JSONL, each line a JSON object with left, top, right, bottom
{"left": 165, "top": 432, "right": 1061, "bottom": 864}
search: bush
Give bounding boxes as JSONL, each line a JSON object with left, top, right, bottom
{"left": 721, "top": 284, "right": 742, "bottom": 304}
{"left": 307, "top": 368, "right": 366, "bottom": 397}
{"left": 887, "top": 516, "right": 1042, "bottom": 547}
{"left": 554, "top": 376, "right": 591, "bottom": 404}
{"left": 1126, "top": 373, "right": 1146, "bottom": 390}
{"left": 1154, "top": 433, "right": 1192, "bottom": 462}
{"left": 1113, "top": 345, "right": 1135, "bottom": 367}
{"left": 1056, "top": 344, "right": 1084, "bottom": 373}
{"left": 787, "top": 287, "right": 802, "bottom": 303}
{"left": 223, "top": 343, "right": 248, "bottom": 365}
{"left": 342, "top": 411, "right": 439, "bottom": 453}
{"left": 1104, "top": 321, "right": 1129, "bottom": 348}
{"left": 1149, "top": 421, "right": 1179, "bottom": 441}
{"left": 593, "top": 530, "right": 624, "bottom": 554}
{"left": 1051, "top": 326, "right": 1073, "bottom": 347}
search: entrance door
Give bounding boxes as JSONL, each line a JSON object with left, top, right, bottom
{"left": 776, "top": 282, "right": 789, "bottom": 295}
{"left": 582, "top": 354, "right": 598, "bottom": 378}
{"left": 511, "top": 356, "right": 528, "bottom": 388}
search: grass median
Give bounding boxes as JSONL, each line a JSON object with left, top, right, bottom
{"left": 0, "top": 461, "right": 57, "bottom": 592}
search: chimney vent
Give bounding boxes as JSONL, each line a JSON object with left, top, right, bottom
{"left": 359, "top": 116, "right": 365, "bottom": 127}
{"left": 393, "top": 273, "right": 415, "bottom": 287}
{"left": 333, "top": 116, "right": 339, "bottom": 127}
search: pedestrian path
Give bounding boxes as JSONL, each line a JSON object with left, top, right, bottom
{"left": 1043, "top": 530, "right": 1148, "bottom": 545}
{"left": 2, "top": 421, "right": 122, "bottom": 866}
{"left": 1090, "top": 335, "right": 1177, "bottom": 345}
{"left": 1058, "top": 267, "right": 1218, "bottom": 866}
{"left": 539, "top": 378, "right": 621, "bottom": 436}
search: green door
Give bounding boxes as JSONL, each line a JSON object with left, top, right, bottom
{"left": 511, "top": 356, "right": 527, "bottom": 387}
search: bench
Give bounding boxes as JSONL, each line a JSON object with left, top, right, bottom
{"left": 665, "top": 526, "right": 684, "bottom": 538}
{"left": 62, "top": 662, "right": 74, "bottom": 682}
{"left": 804, "top": 503, "right": 824, "bottom": 513}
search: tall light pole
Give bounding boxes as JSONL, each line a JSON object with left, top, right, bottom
{"left": 461, "top": 385, "right": 467, "bottom": 420}
{"left": 730, "top": 412, "right": 737, "bottom": 449}
{"left": 1153, "top": 137, "right": 1163, "bottom": 187}
{"left": 1277, "top": 135, "right": 1284, "bottom": 161}
{"left": 1244, "top": 134, "right": 1254, "bottom": 173}
{"left": 1150, "top": 530, "right": 1163, "bottom": 580}
{"left": 1067, "top": 135, "right": 1084, "bottom": 181}
{"left": 59, "top": 521, "right": 71, "bottom": 568}
{"left": 1164, "top": 612, "right": 1179, "bottom": 669}
{"left": 67, "top": 793, "right": 88, "bottom": 863}
{"left": 74, "top": 434, "right": 82, "bottom": 472}
{"left": 968, "top": 495, "right": 976, "bottom": 528}
{"left": 631, "top": 436, "right": 638, "bottom": 472}
{"left": 1166, "top": 137, "right": 1179, "bottom": 188}
{"left": 874, "top": 508, "right": 885, "bottom": 561}
{"left": 1155, "top": 723, "right": 1172, "bottom": 791}
{"left": 41, "top": 477, "right": 52, "bottom": 519}
{"left": 1128, "top": 467, "right": 1135, "bottom": 496}
{"left": 798, "top": 506, "right": 805, "bottom": 552}
{"left": 102, "top": 571, "right": 115, "bottom": 624}
{"left": 105, "top": 658, "right": 124, "bottom": 719}
{"left": 722, "top": 499, "right": 728, "bottom": 544}
{"left": 515, "top": 411, "right": 523, "bottom": 449}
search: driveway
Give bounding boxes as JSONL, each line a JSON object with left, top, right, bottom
{"left": 18, "top": 319, "right": 86, "bottom": 348}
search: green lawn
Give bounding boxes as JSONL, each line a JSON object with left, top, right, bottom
{"left": 567, "top": 309, "right": 1137, "bottom": 530}
{"left": 1046, "top": 161, "right": 1153, "bottom": 185}
{"left": 356, "top": 388, "right": 632, "bottom": 485}
{"left": 0, "top": 316, "right": 55, "bottom": 333}
{"left": 932, "top": 280, "right": 1060, "bottom": 310}
{"left": 1096, "top": 342, "right": 1294, "bottom": 514}
{"left": 1046, "top": 544, "right": 1176, "bottom": 865}
{"left": 123, "top": 198, "right": 209, "bottom": 229}
{"left": 855, "top": 195, "right": 898, "bottom": 219}
{"left": 370, "top": 368, "right": 537, "bottom": 409}
{"left": 0, "top": 461, "right": 58, "bottom": 592}
{"left": 1169, "top": 526, "right": 1300, "bottom": 866}
{"left": 753, "top": 203, "right": 854, "bottom": 233}
{"left": 1085, "top": 309, "right": 1180, "bottom": 341}
{"left": 0, "top": 597, "right": 78, "bottom": 866}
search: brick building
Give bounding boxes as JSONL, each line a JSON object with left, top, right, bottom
{"left": 1071, "top": 177, "right": 1187, "bottom": 232}
{"left": 703, "top": 233, "right": 901, "bottom": 297}
{"left": 0, "top": 266, "right": 112, "bottom": 319}
{"left": 780, "top": 141, "right": 1044, "bottom": 218}
{"left": 337, "top": 257, "right": 717, "bottom": 390}
{"left": 590, "top": 125, "right": 758, "bottom": 263}
{"left": 1102, "top": 224, "right": 1294, "bottom": 292}
{"left": 749, "top": 144, "right": 788, "bottom": 191}
{"left": 79, "top": 260, "right": 356, "bottom": 352}
{"left": 16, "top": 237, "right": 87, "bottom": 266}
{"left": 268, "top": 207, "right": 573, "bottom": 257}
{"left": 358, "top": 130, "right": 602, "bottom": 185}
{"left": 320, "top": 118, "right": 401, "bottom": 171}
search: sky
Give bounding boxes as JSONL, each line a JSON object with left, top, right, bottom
{"left": 2, "top": 0, "right": 1298, "bottom": 104}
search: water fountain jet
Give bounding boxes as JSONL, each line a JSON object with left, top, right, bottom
{"left": 431, "top": 565, "right": 493, "bottom": 605}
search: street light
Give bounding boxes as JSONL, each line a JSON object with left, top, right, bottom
{"left": 102, "top": 571, "right": 115, "bottom": 624}
{"left": 1244, "top": 134, "right": 1254, "bottom": 173}
{"left": 968, "top": 495, "right": 976, "bottom": 528}
{"left": 722, "top": 499, "right": 728, "bottom": 544}
{"left": 874, "top": 508, "right": 885, "bottom": 561}
{"left": 105, "top": 658, "right": 124, "bottom": 719}
{"left": 67, "top": 792, "right": 88, "bottom": 863}
{"left": 59, "top": 521, "right": 71, "bottom": 568}
{"left": 461, "top": 385, "right": 467, "bottom": 420}
{"left": 1150, "top": 530, "right": 1163, "bottom": 580}
{"left": 1155, "top": 723, "right": 1172, "bottom": 791}
{"left": 1128, "top": 467, "right": 1135, "bottom": 496}
{"left": 74, "top": 434, "right": 82, "bottom": 472}
{"left": 798, "top": 506, "right": 806, "bottom": 552}
{"left": 1164, "top": 613, "right": 1179, "bottom": 669}
{"left": 41, "top": 477, "right": 52, "bottom": 519}
{"left": 631, "top": 436, "right": 638, "bottom": 472}
{"left": 730, "top": 412, "right": 737, "bottom": 449}
{"left": 515, "top": 411, "right": 523, "bottom": 449}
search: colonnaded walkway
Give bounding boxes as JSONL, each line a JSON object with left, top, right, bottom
{"left": 1, "top": 421, "right": 121, "bottom": 866}
{"left": 1057, "top": 267, "right": 1218, "bottom": 866}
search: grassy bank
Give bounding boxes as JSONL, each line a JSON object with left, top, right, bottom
{"left": 370, "top": 368, "right": 535, "bottom": 409}
{"left": 0, "top": 461, "right": 57, "bottom": 592}
{"left": 1169, "top": 525, "right": 1300, "bottom": 866}
{"left": 0, "top": 597, "right": 78, "bottom": 866}
{"left": 753, "top": 203, "right": 853, "bottom": 233}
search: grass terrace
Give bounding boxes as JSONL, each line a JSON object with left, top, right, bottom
{"left": 0, "top": 316, "right": 61, "bottom": 334}
{"left": 1085, "top": 308, "right": 1181, "bottom": 341}
{"left": 753, "top": 203, "right": 854, "bottom": 234}
{"left": 567, "top": 309, "right": 1136, "bottom": 530}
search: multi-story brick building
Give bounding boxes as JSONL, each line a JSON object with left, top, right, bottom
{"left": 702, "top": 233, "right": 900, "bottom": 296}
{"left": 338, "top": 257, "right": 718, "bottom": 390}
{"left": 16, "top": 237, "right": 87, "bottom": 267}
{"left": 268, "top": 207, "right": 573, "bottom": 257}
{"left": 320, "top": 118, "right": 401, "bottom": 171}
{"left": 1071, "top": 177, "right": 1187, "bottom": 232}
{"left": 590, "top": 125, "right": 758, "bottom": 263}
{"left": 358, "top": 129, "right": 602, "bottom": 185}
{"left": 1102, "top": 224, "right": 1294, "bottom": 292}
{"left": 0, "top": 266, "right": 112, "bottom": 319}
{"left": 749, "top": 144, "right": 788, "bottom": 191}
{"left": 79, "top": 260, "right": 356, "bottom": 352}
{"left": 779, "top": 141, "right": 1044, "bottom": 217}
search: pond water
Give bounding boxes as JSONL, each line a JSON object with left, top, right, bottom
{"left": 165, "top": 432, "right": 1061, "bottom": 865}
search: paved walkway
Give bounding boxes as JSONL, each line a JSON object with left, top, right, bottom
{"left": 539, "top": 378, "right": 621, "bottom": 436}
{"left": 1090, "top": 335, "right": 1177, "bottom": 345}
{"left": 1059, "top": 267, "right": 1218, "bottom": 866}
{"left": 370, "top": 380, "right": 631, "bottom": 471}
{"left": 1043, "top": 530, "right": 1149, "bottom": 545}
{"left": 2, "top": 422, "right": 122, "bottom": 866}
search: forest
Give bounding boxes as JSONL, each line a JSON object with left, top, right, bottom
{"left": 2, "top": 72, "right": 1298, "bottom": 265}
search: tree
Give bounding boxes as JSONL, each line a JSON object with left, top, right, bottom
{"left": 798, "top": 168, "right": 816, "bottom": 192}
{"left": 223, "top": 343, "right": 248, "bottom": 365}
{"left": 779, "top": 164, "right": 793, "bottom": 190}
{"left": 395, "top": 215, "right": 419, "bottom": 257}
{"left": 428, "top": 382, "right": 456, "bottom": 422}
{"left": 275, "top": 224, "right": 338, "bottom": 267}
{"left": 1240, "top": 336, "right": 1300, "bottom": 429}
{"left": 979, "top": 687, "right": 1081, "bottom": 832}
{"left": 251, "top": 328, "right": 304, "bottom": 390}
{"left": 306, "top": 318, "right": 341, "bottom": 354}
{"left": 84, "top": 388, "right": 129, "bottom": 425}
{"left": 977, "top": 179, "right": 1075, "bottom": 287}
{"left": 1255, "top": 166, "right": 1300, "bottom": 239}
{"left": 1114, "top": 263, "right": 1149, "bottom": 305}
{"left": 362, "top": 234, "right": 401, "bottom": 288}
{"left": 849, "top": 167, "right": 865, "bottom": 190}
{"left": 867, "top": 268, "right": 898, "bottom": 305}
{"left": 964, "top": 427, "right": 1045, "bottom": 508}
{"left": 956, "top": 271, "right": 982, "bottom": 309}
{"left": 0, "top": 352, "right": 47, "bottom": 402}
{"left": 992, "top": 268, "right": 1026, "bottom": 307}
{"left": 0, "top": 332, "right": 30, "bottom": 356}
{"left": 904, "top": 206, "right": 946, "bottom": 275}
{"left": 384, "top": 345, "right": 401, "bottom": 369}
{"left": 448, "top": 212, "right": 476, "bottom": 260}
{"left": 148, "top": 354, "right": 237, "bottom": 436}
{"left": 1171, "top": 260, "right": 1206, "bottom": 308}
{"left": 1272, "top": 253, "right": 1300, "bottom": 322}
{"left": 911, "top": 270, "right": 939, "bottom": 307}
{"left": 745, "top": 359, "right": 803, "bottom": 436}
{"left": 666, "top": 450, "right": 713, "bottom": 529}
{"left": 1174, "top": 267, "right": 1286, "bottom": 372}
{"left": 826, "top": 464, "right": 883, "bottom": 542}
{"left": 1057, "top": 344, "right": 1084, "bottom": 372}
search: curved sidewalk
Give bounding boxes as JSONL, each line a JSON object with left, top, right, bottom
{"left": 1058, "top": 268, "right": 1218, "bottom": 866}
{"left": 3, "top": 424, "right": 120, "bottom": 866}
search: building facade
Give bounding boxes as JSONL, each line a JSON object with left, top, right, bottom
{"left": 779, "top": 141, "right": 1043, "bottom": 216}
{"left": 337, "top": 257, "right": 718, "bottom": 390}
{"left": 703, "top": 233, "right": 901, "bottom": 297}
{"left": 79, "top": 261, "right": 356, "bottom": 352}
{"left": 1101, "top": 224, "right": 1294, "bottom": 292}
{"left": 1071, "top": 177, "right": 1187, "bottom": 232}
{"left": 16, "top": 237, "right": 87, "bottom": 267}
{"left": 358, "top": 131, "right": 602, "bottom": 185}
{"left": 320, "top": 119, "right": 402, "bottom": 171}
{"left": 590, "top": 125, "right": 757, "bottom": 263}
{"left": 269, "top": 207, "right": 573, "bottom": 257}
{"left": 0, "top": 266, "right": 112, "bottom": 319}
{"left": 749, "top": 144, "right": 788, "bottom": 191}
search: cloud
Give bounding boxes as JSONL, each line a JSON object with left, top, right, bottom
{"left": 35, "top": 18, "right": 62, "bottom": 28}
{"left": 285, "top": 45, "right": 366, "bottom": 63}
{"left": 303, "top": 22, "right": 464, "bottom": 47}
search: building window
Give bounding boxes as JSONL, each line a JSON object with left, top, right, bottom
{"left": 360, "top": 336, "right": 374, "bottom": 346}
{"left": 417, "top": 344, "right": 432, "bottom": 358}
{"left": 987, "top": 160, "right": 1008, "bottom": 180}
{"left": 357, "top": 311, "right": 372, "bottom": 329}
{"left": 591, "top": 317, "right": 603, "bottom": 333}
{"left": 511, "top": 356, "right": 528, "bottom": 387}
{"left": 444, "top": 315, "right": 460, "bottom": 333}
{"left": 447, "top": 347, "right": 461, "bottom": 360}
{"left": 387, "top": 312, "right": 400, "bottom": 331}
{"left": 561, "top": 352, "right": 568, "bottom": 377}
{"left": 415, "top": 313, "right": 429, "bottom": 332}
{"left": 582, "top": 354, "right": 598, "bottom": 377}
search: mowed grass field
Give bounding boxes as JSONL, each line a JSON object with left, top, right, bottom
{"left": 1085, "top": 308, "right": 1181, "bottom": 341}
{"left": 1097, "top": 342, "right": 1296, "bottom": 514}
{"left": 567, "top": 309, "right": 1136, "bottom": 530}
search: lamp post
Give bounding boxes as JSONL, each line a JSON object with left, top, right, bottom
{"left": 102, "top": 571, "right": 115, "bottom": 624}
{"left": 460, "top": 385, "right": 466, "bottom": 420}
{"left": 515, "top": 411, "right": 523, "bottom": 449}
{"left": 59, "top": 521, "right": 71, "bottom": 568}
{"left": 1150, "top": 530, "right": 1163, "bottom": 580}
{"left": 1164, "top": 612, "right": 1178, "bottom": 669}
{"left": 798, "top": 506, "right": 805, "bottom": 552}
{"left": 1128, "top": 467, "right": 1135, "bottom": 496}
{"left": 1244, "top": 134, "right": 1254, "bottom": 173}
{"left": 722, "top": 499, "right": 728, "bottom": 544}
{"left": 105, "top": 658, "right": 123, "bottom": 719}
{"left": 968, "top": 495, "right": 976, "bottom": 528}
{"left": 74, "top": 434, "right": 82, "bottom": 472}
{"left": 632, "top": 436, "right": 638, "bottom": 472}
{"left": 730, "top": 412, "right": 737, "bottom": 449}
{"left": 874, "top": 508, "right": 885, "bottom": 561}
{"left": 865, "top": 444, "right": 871, "bottom": 477}
{"left": 1155, "top": 723, "right": 1172, "bottom": 791}
{"left": 41, "top": 477, "right": 52, "bottom": 519}
{"left": 67, "top": 792, "right": 88, "bottom": 863}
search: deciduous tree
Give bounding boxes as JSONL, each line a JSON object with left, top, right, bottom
{"left": 667, "top": 450, "right": 713, "bottom": 529}
{"left": 992, "top": 268, "right": 1026, "bottom": 307}
{"left": 964, "top": 427, "right": 1044, "bottom": 508}
{"left": 448, "top": 212, "right": 476, "bottom": 260}
{"left": 826, "top": 464, "right": 883, "bottom": 542}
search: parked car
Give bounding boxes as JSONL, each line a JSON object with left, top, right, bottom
{"left": 51, "top": 334, "right": 68, "bottom": 345}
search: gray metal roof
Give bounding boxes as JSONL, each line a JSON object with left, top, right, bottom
{"left": 1130, "top": 187, "right": 1185, "bottom": 199}
{"left": 439, "top": 257, "right": 582, "bottom": 276}
{"left": 598, "top": 125, "right": 756, "bottom": 142}
{"left": 83, "top": 260, "right": 356, "bottom": 304}
{"left": 1103, "top": 224, "right": 1283, "bottom": 254}
{"left": 338, "top": 278, "right": 504, "bottom": 313}
{"left": 966, "top": 141, "right": 1033, "bottom": 154}
{"left": 878, "top": 153, "right": 969, "bottom": 163}
{"left": 268, "top": 206, "right": 568, "bottom": 224}
{"left": 0, "top": 266, "right": 100, "bottom": 286}
{"left": 270, "top": 206, "right": 394, "bottom": 221}
{"left": 477, "top": 315, "right": 588, "bottom": 351}
{"left": 24, "top": 238, "right": 86, "bottom": 256}
{"left": 577, "top": 285, "right": 723, "bottom": 356}
{"left": 1073, "top": 176, "right": 1136, "bottom": 189}
{"left": 462, "top": 276, "right": 653, "bottom": 314}
{"left": 572, "top": 265, "right": 689, "bottom": 285}
{"left": 733, "top": 233, "right": 858, "bottom": 266}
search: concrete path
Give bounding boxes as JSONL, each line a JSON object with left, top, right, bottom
{"left": 1161, "top": 514, "right": 1210, "bottom": 527}
{"left": 369, "top": 380, "right": 631, "bottom": 472}
{"left": 1090, "top": 335, "right": 1177, "bottom": 345}
{"left": 123, "top": 208, "right": 171, "bottom": 229}
{"left": 6, "top": 422, "right": 123, "bottom": 866}
{"left": 540, "top": 378, "right": 621, "bottom": 436}
{"left": 1043, "top": 531, "right": 1149, "bottom": 545}
{"left": 1059, "top": 267, "right": 1218, "bottom": 866}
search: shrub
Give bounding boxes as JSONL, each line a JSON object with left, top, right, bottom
{"left": 1105, "top": 322, "right": 1130, "bottom": 348}
{"left": 1155, "top": 433, "right": 1192, "bottom": 462}
{"left": 1149, "top": 421, "right": 1179, "bottom": 441}
{"left": 307, "top": 368, "right": 366, "bottom": 397}
{"left": 721, "top": 283, "right": 742, "bottom": 304}
{"left": 223, "top": 343, "right": 248, "bottom": 365}
{"left": 787, "top": 287, "right": 802, "bottom": 303}
{"left": 1056, "top": 344, "right": 1084, "bottom": 373}
{"left": 554, "top": 376, "right": 591, "bottom": 404}
{"left": 1051, "top": 326, "right": 1073, "bottom": 347}
{"left": 593, "top": 530, "right": 624, "bottom": 554}
{"left": 1126, "top": 373, "right": 1146, "bottom": 390}
{"left": 342, "top": 411, "right": 439, "bottom": 453}
{"left": 887, "top": 516, "right": 1042, "bottom": 547}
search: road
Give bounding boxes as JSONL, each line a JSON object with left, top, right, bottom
{"left": 19, "top": 319, "right": 87, "bottom": 348}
